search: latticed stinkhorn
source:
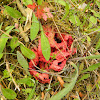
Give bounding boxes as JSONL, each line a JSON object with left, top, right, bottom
{"left": 29, "top": 26, "right": 76, "bottom": 84}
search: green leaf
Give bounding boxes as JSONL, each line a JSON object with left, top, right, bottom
{"left": 17, "top": 51, "right": 30, "bottom": 75}
{"left": 72, "top": 55, "right": 100, "bottom": 61}
{"left": 77, "top": 74, "right": 90, "bottom": 83}
{"left": 79, "top": 62, "right": 84, "bottom": 73}
{"left": 30, "top": 14, "right": 39, "bottom": 40}
{"left": 69, "top": 15, "right": 81, "bottom": 26}
{"left": 95, "top": 38, "right": 100, "bottom": 50}
{"left": 20, "top": 45, "right": 35, "bottom": 59}
{"left": 41, "top": 30, "right": 51, "bottom": 61}
{"left": 96, "top": 1, "right": 100, "bottom": 8}
{"left": 73, "top": 99, "right": 79, "bottom": 100}
{"left": 61, "top": 3, "right": 69, "bottom": 21}
{"left": 0, "top": 23, "right": 3, "bottom": 59}
{"left": 5, "top": 26, "right": 15, "bottom": 30}
{"left": 22, "top": 0, "right": 33, "bottom": 6}
{"left": 87, "top": 26, "right": 100, "bottom": 32}
{"left": 0, "top": 26, "right": 14, "bottom": 53}
{"left": 3, "top": 70, "right": 10, "bottom": 78}
{"left": 2, "top": 88, "right": 17, "bottom": 99}
{"left": 0, "top": 35, "right": 8, "bottom": 48}
{"left": 77, "top": 55, "right": 100, "bottom": 60}
{"left": 86, "top": 84, "right": 92, "bottom": 92}
{"left": 26, "top": 84, "right": 36, "bottom": 100}
{"left": 16, "top": 78, "right": 34, "bottom": 86}
{"left": 82, "top": 62, "right": 100, "bottom": 73}
{"left": 91, "top": 10, "right": 100, "bottom": 18}
{"left": 6, "top": 26, "right": 15, "bottom": 33}
{"left": 49, "top": 62, "right": 78, "bottom": 100}
{"left": 88, "top": 16, "right": 97, "bottom": 28}
{"left": 37, "top": 0, "right": 43, "bottom": 5}
{"left": 9, "top": 37, "right": 20, "bottom": 52}
{"left": 22, "top": 88, "right": 32, "bottom": 94}
{"left": 34, "top": 95, "right": 40, "bottom": 100}
{"left": 5, "top": 6, "right": 22, "bottom": 18}
{"left": 54, "top": 0, "right": 66, "bottom": 6}
{"left": 20, "top": 16, "right": 26, "bottom": 23}
{"left": 87, "top": 36, "right": 91, "bottom": 42}
{"left": 89, "top": 16, "right": 97, "bottom": 25}
{"left": 0, "top": 22, "right": 3, "bottom": 29}
{"left": 85, "top": 55, "right": 100, "bottom": 59}
{"left": 0, "top": 53, "right": 3, "bottom": 59}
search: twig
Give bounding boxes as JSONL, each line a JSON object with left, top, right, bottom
{"left": 7, "top": 0, "right": 16, "bottom": 6}
{"left": 52, "top": 18, "right": 72, "bottom": 60}
{"left": 0, "top": 29, "right": 24, "bottom": 46}
{"left": 6, "top": 61, "right": 20, "bottom": 91}
{"left": 82, "top": 76, "right": 100, "bottom": 100}
{"left": 74, "top": 29, "right": 100, "bottom": 42}
{"left": 16, "top": 0, "right": 27, "bottom": 17}
{"left": 83, "top": 33, "right": 100, "bottom": 56}
{"left": 19, "top": 24, "right": 29, "bottom": 42}
{"left": 29, "top": 62, "right": 69, "bottom": 78}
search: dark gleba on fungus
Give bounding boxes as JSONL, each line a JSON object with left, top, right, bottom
{"left": 29, "top": 26, "right": 76, "bottom": 84}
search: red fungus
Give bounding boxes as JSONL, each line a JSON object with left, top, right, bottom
{"left": 29, "top": 61, "right": 50, "bottom": 84}
{"left": 27, "top": 4, "right": 53, "bottom": 21}
{"left": 29, "top": 26, "right": 76, "bottom": 83}
{"left": 49, "top": 60, "right": 66, "bottom": 72}
{"left": 27, "top": 3, "right": 36, "bottom": 10}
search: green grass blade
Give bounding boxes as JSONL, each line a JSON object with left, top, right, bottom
{"left": 85, "top": 55, "right": 100, "bottom": 59}
{"left": 37, "top": 0, "right": 43, "bottom": 5}
{"left": 26, "top": 84, "right": 36, "bottom": 100}
{"left": 77, "top": 74, "right": 90, "bottom": 83}
{"left": 81, "top": 62, "right": 100, "bottom": 73}
{"left": 54, "top": 0, "right": 66, "bottom": 6}
{"left": 61, "top": 3, "right": 69, "bottom": 21}
{"left": 49, "top": 62, "right": 78, "bottom": 100}
{"left": 72, "top": 55, "right": 100, "bottom": 61}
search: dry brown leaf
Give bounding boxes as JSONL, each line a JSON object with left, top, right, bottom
{"left": 57, "top": 76, "right": 64, "bottom": 88}
{"left": 79, "top": 92, "right": 84, "bottom": 98}
{"left": 19, "top": 24, "right": 29, "bottom": 42}
{"left": 41, "top": 92, "right": 44, "bottom": 99}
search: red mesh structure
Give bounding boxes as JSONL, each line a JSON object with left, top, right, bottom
{"left": 29, "top": 26, "right": 76, "bottom": 84}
